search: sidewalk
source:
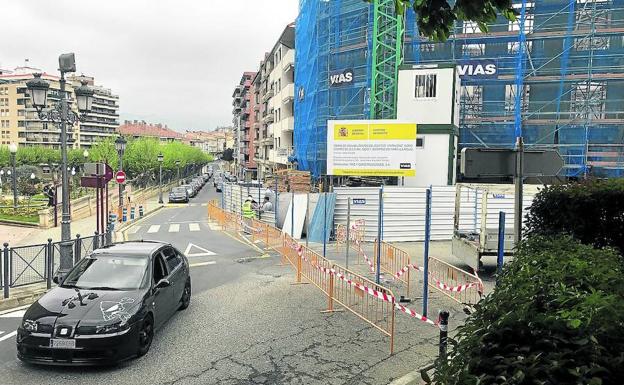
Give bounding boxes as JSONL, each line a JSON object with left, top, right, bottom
{"left": 0, "top": 195, "right": 163, "bottom": 248}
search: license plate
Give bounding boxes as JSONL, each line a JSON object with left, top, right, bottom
{"left": 50, "top": 339, "right": 76, "bottom": 349}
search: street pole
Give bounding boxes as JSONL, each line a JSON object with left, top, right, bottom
{"left": 58, "top": 71, "right": 73, "bottom": 279}
{"left": 10, "top": 152, "right": 17, "bottom": 212}
{"left": 158, "top": 162, "right": 163, "bottom": 204}
{"left": 345, "top": 197, "right": 351, "bottom": 269}
{"left": 514, "top": 136, "right": 524, "bottom": 246}
{"left": 118, "top": 150, "right": 124, "bottom": 219}
{"left": 376, "top": 187, "right": 383, "bottom": 285}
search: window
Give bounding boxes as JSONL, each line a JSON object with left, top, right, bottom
{"left": 461, "top": 85, "right": 484, "bottom": 119}
{"left": 462, "top": 21, "right": 482, "bottom": 34}
{"left": 574, "top": 0, "right": 610, "bottom": 50}
{"left": 570, "top": 81, "right": 606, "bottom": 119}
{"left": 153, "top": 254, "right": 168, "bottom": 283}
{"left": 505, "top": 84, "right": 530, "bottom": 113}
{"left": 462, "top": 43, "right": 485, "bottom": 56}
{"left": 416, "top": 137, "right": 424, "bottom": 148}
{"left": 162, "top": 248, "right": 182, "bottom": 272}
{"left": 414, "top": 74, "right": 437, "bottom": 99}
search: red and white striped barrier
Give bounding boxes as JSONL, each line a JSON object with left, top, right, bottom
{"left": 291, "top": 242, "right": 438, "bottom": 328}
{"left": 392, "top": 262, "right": 482, "bottom": 294}
{"left": 355, "top": 239, "right": 375, "bottom": 273}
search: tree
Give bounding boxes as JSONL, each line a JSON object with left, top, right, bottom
{"left": 377, "top": 0, "right": 518, "bottom": 41}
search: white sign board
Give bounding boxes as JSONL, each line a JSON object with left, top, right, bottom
{"left": 327, "top": 120, "right": 418, "bottom": 177}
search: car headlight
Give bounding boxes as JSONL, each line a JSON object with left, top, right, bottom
{"left": 23, "top": 319, "right": 38, "bottom": 332}
{"left": 95, "top": 322, "right": 129, "bottom": 334}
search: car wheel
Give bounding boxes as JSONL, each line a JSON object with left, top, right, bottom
{"left": 137, "top": 315, "right": 154, "bottom": 357}
{"left": 179, "top": 279, "right": 191, "bottom": 310}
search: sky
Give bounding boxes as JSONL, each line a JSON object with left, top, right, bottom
{"left": 0, "top": 0, "right": 298, "bottom": 132}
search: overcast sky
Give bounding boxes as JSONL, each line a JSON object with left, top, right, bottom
{"left": 0, "top": 0, "right": 298, "bottom": 132}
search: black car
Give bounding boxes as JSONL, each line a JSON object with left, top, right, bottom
{"left": 168, "top": 187, "right": 189, "bottom": 203}
{"left": 17, "top": 241, "right": 191, "bottom": 366}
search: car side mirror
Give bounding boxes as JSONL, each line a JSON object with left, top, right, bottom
{"left": 155, "top": 279, "right": 170, "bottom": 289}
{"left": 52, "top": 276, "right": 59, "bottom": 285}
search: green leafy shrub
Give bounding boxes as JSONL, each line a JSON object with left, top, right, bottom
{"left": 525, "top": 179, "right": 624, "bottom": 255}
{"left": 433, "top": 237, "right": 624, "bottom": 385}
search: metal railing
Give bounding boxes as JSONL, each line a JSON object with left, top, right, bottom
{"left": 2, "top": 230, "right": 113, "bottom": 299}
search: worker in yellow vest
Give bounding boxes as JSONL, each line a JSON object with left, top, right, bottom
{"left": 242, "top": 196, "right": 256, "bottom": 219}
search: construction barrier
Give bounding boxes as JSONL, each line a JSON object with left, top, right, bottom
{"left": 374, "top": 240, "right": 411, "bottom": 297}
{"left": 427, "top": 256, "right": 483, "bottom": 306}
{"left": 335, "top": 219, "right": 366, "bottom": 255}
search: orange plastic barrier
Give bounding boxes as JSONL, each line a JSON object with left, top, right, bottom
{"left": 428, "top": 256, "right": 483, "bottom": 306}
{"left": 374, "top": 240, "right": 411, "bottom": 298}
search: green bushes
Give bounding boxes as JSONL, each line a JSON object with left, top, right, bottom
{"left": 525, "top": 179, "right": 624, "bottom": 255}
{"left": 434, "top": 236, "right": 624, "bottom": 385}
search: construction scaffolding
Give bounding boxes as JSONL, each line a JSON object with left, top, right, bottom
{"left": 295, "top": 0, "right": 372, "bottom": 179}
{"left": 405, "top": 0, "right": 624, "bottom": 177}
{"left": 296, "top": 0, "right": 624, "bottom": 179}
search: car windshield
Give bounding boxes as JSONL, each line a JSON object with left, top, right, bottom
{"left": 172, "top": 187, "right": 186, "bottom": 193}
{"left": 61, "top": 256, "right": 149, "bottom": 291}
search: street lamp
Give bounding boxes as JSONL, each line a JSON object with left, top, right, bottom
{"left": 157, "top": 153, "right": 164, "bottom": 204}
{"left": 115, "top": 136, "right": 127, "bottom": 216}
{"left": 26, "top": 54, "right": 94, "bottom": 281}
{"left": 175, "top": 160, "right": 181, "bottom": 185}
{"left": 8, "top": 143, "right": 17, "bottom": 211}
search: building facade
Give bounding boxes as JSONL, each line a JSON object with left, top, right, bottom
{"left": 253, "top": 24, "right": 296, "bottom": 179}
{"left": 0, "top": 66, "right": 119, "bottom": 148}
{"left": 295, "top": 0, "right": 624, "bottom": 179}
{"left": 232, "top": 72, "right": 257, "bottom": 180}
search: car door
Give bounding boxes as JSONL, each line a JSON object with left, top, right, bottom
{"left": 162, "top": 247, "right": 185, "bottom": 307}
{"left": 151, "top": 252, "right": 174, "bottom": 329}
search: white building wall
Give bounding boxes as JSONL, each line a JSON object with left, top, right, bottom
{"left": 404, "top": 134, "right": 450, "bottom": 187}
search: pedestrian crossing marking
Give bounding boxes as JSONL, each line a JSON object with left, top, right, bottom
{"left": 169, "top": 224, "right": 180, "bottom": 233}
{"left": 208, "top": 223, "right": 221, "bottom": 231}
{"left": 0, "top": 330, "right": 17, "bottom": 343}
{"left": 147, "top": 225, "right": 160, "bottom": 234}
{"left": 189, "top": 223, "right": 200, "bottom": 232}
{"left": 128, "top": 226, "right": 141, "bottom": 234}
{"left": 189, "top": 261, "right": 216, "bottom": 267}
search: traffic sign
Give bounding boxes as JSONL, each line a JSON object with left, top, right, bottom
{"left": 460, "top": 148, "right": 564, "bottom": 178}
{"left": 115, "top": 171, "right": 126, "bottom": 184}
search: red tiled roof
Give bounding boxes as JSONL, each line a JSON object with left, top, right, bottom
{"left": 118, "top": 122, "right": 183, "bottom": 139}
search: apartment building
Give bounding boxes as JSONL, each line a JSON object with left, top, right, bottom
{"left": 183, "top": 128, "right": 233, "bottom": 156}
{"left": 0, "top": 66, "right": 119, "bottom": 148}
{"left": 232, "top": 72, "right": 257, "bottom": 180}
{"left": 253, "top": 23, "right": 295, "bottom": 179}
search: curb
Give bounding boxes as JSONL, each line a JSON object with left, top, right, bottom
{"left": 0, "top": 287, "right": 48, "bottom": 312}
{"left": 117, "top": 204, "right": 165, "bottom": 241}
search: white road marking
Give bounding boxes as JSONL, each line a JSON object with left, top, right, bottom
{"left": 128, "top": 226, "right": 141, "bottom": 234}
{"left": 189, "top": 223, "right": 200, "bottom": 232}
{"left": 147, "top": 225, "right": 160, "bottom": 234}
{"left": 0, "top": 309, "right": 26, "bottom": 318}
{"left": 0, "top": 331, "right": 17, "bottom": 343}
{"left": 169, "top": 224, "right": 180, "bottom": 233}
{"left": 208, "top": 223, "right": 221, "bottom": 231}
{"left": 189, "top": 261, "right": 217, "bottom": 267}
{"left": 184, "top": 243, "right": 216, "bottom": 257}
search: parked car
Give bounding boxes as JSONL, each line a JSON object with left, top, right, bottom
{"left": 17, "top": 241, "right": 191, "bottom": 366}
{"left": 168, "top": 187, "right": 189, "bottom": 203}
{"left": 181, "top": 184, "right": 195, "bottom": 198}
{"left": 215, "top": 178, "right": 224, "bottom": 192}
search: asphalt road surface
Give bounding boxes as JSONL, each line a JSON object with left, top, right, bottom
{"left": 0, "top": 177, "right": 461, "bottom": 384}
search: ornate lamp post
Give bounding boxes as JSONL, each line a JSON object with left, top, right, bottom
{"left": 8, "top": 143, "right": 17, "bottom": 211}
{"left": 114, "top": 136, "right": 127, "bottom": 216}
{"left": 26, "top": 54, "right": 94, "bottom": 280}
{"left": 157, "top": 153, "right": 164, "bottom": 204}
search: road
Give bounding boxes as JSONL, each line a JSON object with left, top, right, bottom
{"left": 0, "top": 175, "right": 456, "bottom": 384}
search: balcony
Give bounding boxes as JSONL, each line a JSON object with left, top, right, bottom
{"left": 232, "top": 106, "right": 242, "bottom": 114}
{"left": 253, "top": 104, "right": 260, "bottom": 112}
{"left": 282, "top": 50, "right": 294, "bottom": 73}
{"left": 262, "top": 88, "right": 274, "bottom": 102}
{"left": 281, "top": 84, "right": 295, "bottom": 103}
{"left": 262, "top": 112, "right": 274, "bottom": 124}
{"left": 281, "top": 116, "right": 294, "bottom": 132}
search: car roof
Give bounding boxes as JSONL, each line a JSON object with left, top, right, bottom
{"left": 92, "top": 241, "right": 170, "bottom": 257}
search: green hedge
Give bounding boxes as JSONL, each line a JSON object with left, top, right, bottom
{"left": 433, "top": 237, "right": 624, "bottom": 385}
{"left": 525, "top": 179, "right": 624, "bottom": 255}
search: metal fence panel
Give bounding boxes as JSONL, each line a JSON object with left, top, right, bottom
{"left": 9, "top": 243, "right": 48, "bottom": 287}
